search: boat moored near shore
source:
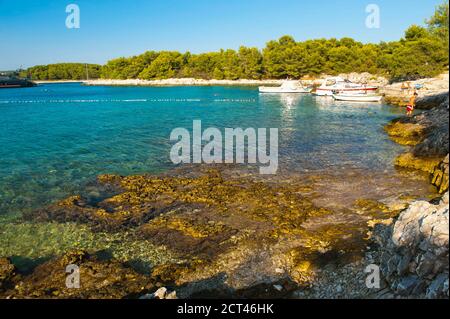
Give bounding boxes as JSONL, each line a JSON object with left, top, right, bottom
{"left": 314, "top": 77, "right": 378, "bottom": 96}
{"left": 332, "top": 92, "right": 383, "bottom": 102}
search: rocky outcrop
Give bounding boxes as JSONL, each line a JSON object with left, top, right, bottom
{"left": 431, "top": 155, "right": 449, "bottom": 194}
{"left": 386, "top": 93, "right": 449, "bottom": 157}
{"left": 372, "top": 193, "right": 449, "bottom": 298}
{"left": 19, "top": 169, "right": 337, "bottom": 297}
{"left": 371, "top": 88, "right": 449, "bottom": 299}
{"left": 385, "top": 91, "right": 449, "bottom": 193}
{"left": 416, "top": 92, "right": 450, "bottom": 110}
{"left": 394, "top": 153, "right": 443, "bottom": 175}
{"left": 411, "top": 95, "right": 449, "bottom": 157}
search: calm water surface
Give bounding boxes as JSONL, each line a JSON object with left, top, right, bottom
{"left": 0, "top": 83, "right": 406, "bottom": 218}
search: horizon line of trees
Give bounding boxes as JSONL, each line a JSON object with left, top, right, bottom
{"left": 23, "top": 3, "right": 449, "bottom": 83}
{"left": 21, "top": 63, "right": 102, "bottom": 81}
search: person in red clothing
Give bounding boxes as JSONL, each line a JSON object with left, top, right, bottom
{"left": 406, "top": 91, "right": 418, "bottom": 116}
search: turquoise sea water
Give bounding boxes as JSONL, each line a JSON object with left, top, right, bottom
{"left": 0, "top": 83, "right": 406, "bottom": 219}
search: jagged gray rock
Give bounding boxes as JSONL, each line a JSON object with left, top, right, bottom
{"left": 412, "top": 109, "right": 449, "bottom": 157}
{"left": 372, "top": 193, "right": 449, "bottom": 298}
{"left": 416, "top": 92, "right": 449, "bottom": 110}
{"left": 431, "top": 155, "right": 449, "bottom": 194}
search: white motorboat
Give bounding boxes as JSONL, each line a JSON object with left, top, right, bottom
{"left": 259, "top": 81, "right": 312, "bottom": 93}
{"left": 314, "top": 77, "right": 378, "bottom": 96}
{"left": 332, "top": 92, "right": 383, "bottom": 102}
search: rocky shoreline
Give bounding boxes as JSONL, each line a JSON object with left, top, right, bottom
{"left": 368, "top": 90, "right": 449, "bottom": 299}
{"left": 300, "top": 89, "right": 449, "bottom": 300}
{"left": 81, "top": 73, "right": 385, "bottom": 87}
{"left": 80, "top": 72, "right": 448, "bottom": 93}
{"left": 384, "top": 92, "right": 449, "bottom": 190}
{"left": 381, "top": 73, "right": 449, "bottom": 105}
{"left": 0, "top": 83, "right": 448, "bottom": 300}
{"left": 81, "top": 72, "right": 386, "bottom": 88}
{"left": 0, "top": 164, "right": 440, "bottom": 299}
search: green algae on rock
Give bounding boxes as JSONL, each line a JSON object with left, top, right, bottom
{"left": 0, "top": 221, "right": 181, "bottom": 274}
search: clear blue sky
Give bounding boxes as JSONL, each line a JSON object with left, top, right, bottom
{"left": 0, "top": 0, "right": 444, "bottom": 70}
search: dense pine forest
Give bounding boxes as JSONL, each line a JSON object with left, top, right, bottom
{"left": 22, "top": 3, "right": 448, "bottom": 82}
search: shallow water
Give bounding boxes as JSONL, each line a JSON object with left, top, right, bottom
{"left": 0, "top": 83, "right": 408, "bottom": 218}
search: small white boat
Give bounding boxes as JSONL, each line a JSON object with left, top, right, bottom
{"left": 259, "top": 81, "right": 312, "bottom": 93}
{"left": 314, "top": 77, "right": 378, "bottom": 96}
{"left": 332, "top": 93, "right": 383, "bottom": 102}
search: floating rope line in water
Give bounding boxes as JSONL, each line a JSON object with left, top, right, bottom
{"left": 0, "top": 98, "right": 256, "bottom": 104}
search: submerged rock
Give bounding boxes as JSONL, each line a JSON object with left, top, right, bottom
{"left": 21, "top": 168, "right": 373, "bottom": 297}
{"left": 0, "top": 258, "right": 18, "bottom": 292}
{"left": 15, "top": 165, "right": 439, "bottom": 298}
{"left": 1, "top": 250, "right": 155, "bottom": 299}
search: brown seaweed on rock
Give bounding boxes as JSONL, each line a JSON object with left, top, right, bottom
{"left": 385, "top": 92, "right": 449, "bottom": 193}
{"left": 21, "top": 168, "right": 342, "bottom": 294}
{"left": 1, "top": 250, "right": 155, "bottom": 299}
{"left": 0, "top": 257, "right": 19, "bottom": 293}
{"left": 385, "top": 92, "right": 448, "bottom": 156}
{"left": 25, "top": 169, "right": 329, "bottom": 237}
{"left": 18, "top": 166, "right": 435, "bottom": 298}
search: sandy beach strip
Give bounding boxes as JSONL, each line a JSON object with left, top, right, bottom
{"left": 34, "top": 80, "right": 86, "bottom": 84}
{"left": 83, "top": 78, "right": 285, "bottom": 87}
